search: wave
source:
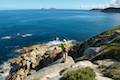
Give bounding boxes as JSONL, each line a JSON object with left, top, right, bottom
{"left": 0, "top": 33, "right": 32, "bottom": 41}
{"left": 21, "top": 34, "right": 32, "bottom": 38}
{"left": 46, "top": 40, "right": 63, "bottom": 46}
{"left": 46, "top": 39, "right": 76, "bottom": 46}
{"left": 0, "top": 36, "right": 12, "bottom": 40}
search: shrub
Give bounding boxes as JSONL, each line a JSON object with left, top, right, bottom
{"left": 62, "top": 67, "right": 96, "bottom": 80}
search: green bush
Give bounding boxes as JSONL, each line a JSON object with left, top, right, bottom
{"left": 62, "top": 67, "right": 96, "bottom": 80}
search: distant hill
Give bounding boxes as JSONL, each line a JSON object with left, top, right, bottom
{"left": 91, "top": 7, "right": 120, "bottom": 13}
{"left": 102, "top": 7, "right": 120, "bottom": 13}
{"left": 90, "top": 8, "right": 102, "bottom": 11}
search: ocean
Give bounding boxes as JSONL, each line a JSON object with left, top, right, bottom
{"left": 0, "top": 9, "right": 120, "bottom": 64}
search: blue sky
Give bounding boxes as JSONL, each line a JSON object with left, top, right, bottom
{"left": 0, "top": 0, "right": 112, "bottom": 10}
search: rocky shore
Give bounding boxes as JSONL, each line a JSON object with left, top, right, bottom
{"left": 0, "top": 40, "right": 76, "bottom": 80}
{"left": 1, "top": 26, "right": 120, "bottom": 80}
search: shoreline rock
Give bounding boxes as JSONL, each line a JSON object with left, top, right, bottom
{"left": 0, "top": 40, "right": 75, "bottom": 80}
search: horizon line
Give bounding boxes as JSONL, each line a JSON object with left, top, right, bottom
{"left": 0, "top": 8, "right": 91, "bottom": 11}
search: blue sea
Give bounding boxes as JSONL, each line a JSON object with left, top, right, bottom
{"left": 0, "top": 9, "right": 120, "bottom": 64}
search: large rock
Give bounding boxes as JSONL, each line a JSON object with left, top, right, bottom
{"left": 72, "top": 60, "right": 98, "bottom": 69}
{"left": 95, "top": 59, "right": 116, "bottom": 68}
{"left": 84, "top": 47, "right": 101, "bottom": 59}
{"left": 20, "top": 45, "right": 48, "bottom": 56}
{"left": 24, "top": 56, "right": 74, "bottom": 80}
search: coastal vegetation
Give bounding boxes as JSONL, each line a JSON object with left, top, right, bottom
{"left": 62, "top": 67, "right": 96, "bottom": 80}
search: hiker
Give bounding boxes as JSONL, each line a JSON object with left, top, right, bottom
{"left": 60, "top": 39, "right": 69, "bottom": 63}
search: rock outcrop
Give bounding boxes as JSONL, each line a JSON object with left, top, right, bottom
{"left": 91, "top": 7, "right": 120, "bottom": 13}
{"left": 0, "top": 40, "right": 75, "bottom": 80}
{"left": 25, "top": 56, "right": 74, "bottom": 80}
{"left": 83, "top": 47, "right": 101, "bottom": 59}
{"left": 102, "top": 7, "right": 120, "bottom": 13}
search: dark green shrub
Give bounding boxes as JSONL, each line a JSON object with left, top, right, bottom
{"left": 62, "top": 67, "right": 96, "bottom": 80}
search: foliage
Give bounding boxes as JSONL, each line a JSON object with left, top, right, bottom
{"left": 101, "top": 26, "right": 120, "bottom": 35}
{"left": 62, "top": 67, "right": 96, "bottom": 80}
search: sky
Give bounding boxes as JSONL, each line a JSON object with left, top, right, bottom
{"left": 0, "top": 0, "right": 119, "bottom": 10}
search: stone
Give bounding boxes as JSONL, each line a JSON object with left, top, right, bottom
{"left": 9, "top": 57, "right": 22, "bottom": 64}
{"left": 26, "top": 61, "right": 31, "bottom": 70}
{"left": 84, "top": 47, "right": 101, "bottom": 59}
{"left": 25, "top": 56, "right": 74, "bottom": 80}
{"left": 31, "top": 64, "right": 36, "bottom": 69}
{"left": 15, "top": 58, "right": 22, "bottom": 64}
{"left": 22, "top": 60, "right": 27, "bottom": 67}
{"left": 29, "top": 70, "right": 36, "bottom": 74}
{"left": 72, "top": 60, "right": 98, "bottom": 69}
{"left": 24, "top": 56, "right": 30, "bottom": 61}
{"left": 15, "top": 75, "right": 21, "bottom": 80}
{"left": 95, "top": 59, "right": 116, "bottom": 67}
{"left": 30, "top": 57, "right": 36, "bottom": 64}
{"left": 30, "top": 51, "right": 37, "bottom": 57}
{"left": 17, "top": 69, "right": 25, "bottom": 76}
{"left": 25, "top": 70, "right": 29, "bottom": 75}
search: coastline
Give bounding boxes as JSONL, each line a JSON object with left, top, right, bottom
{"left": 0, "top": 25, "right": 120, "bottom": 80}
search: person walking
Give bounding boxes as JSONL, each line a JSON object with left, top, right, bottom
{"left": 60, "top": 39, "right": 69, "bottom": 63}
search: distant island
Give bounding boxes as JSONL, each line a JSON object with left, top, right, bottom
{"left": 102, "top": 7, "right": 120, "bottom": 13}
{"left": 90, "top": 8, "right": 103, "bottom": 11}
{"left": 41, "top": 8, "right": 57, "bottom": 11}
{"left": 91, "top": 7, "right": 120, "bottom": 13}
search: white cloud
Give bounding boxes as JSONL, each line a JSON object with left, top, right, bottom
{"left": 109, "top": 0, "right": 120, "bottom": 7}
{"left": 81, "top": 0, "right": 120, "bottom": 9}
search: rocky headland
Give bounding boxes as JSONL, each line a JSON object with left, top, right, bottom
{"left": 1, "top": 26, "right": 120, "bottom": 80}
{"left": 102, "top": 7, "right": 120, "bottom": 13}
{"left": 91, "top": 7, "right": 120, "bottom": 13}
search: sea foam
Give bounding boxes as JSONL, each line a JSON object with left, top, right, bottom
{"left": 1, "top": 36, "right": 12, "bottom": 40}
